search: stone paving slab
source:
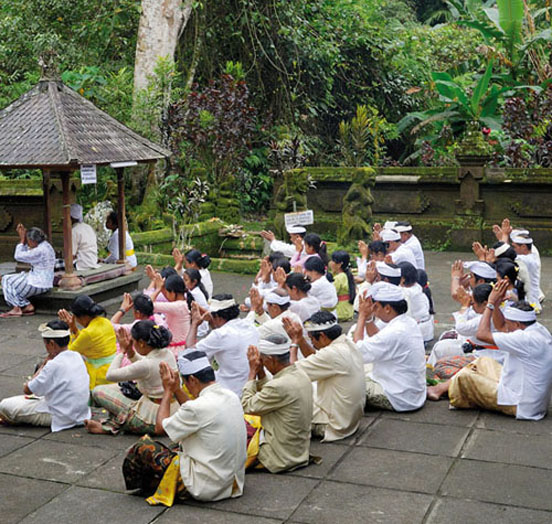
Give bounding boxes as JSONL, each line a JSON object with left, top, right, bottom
{"left": 155, "top": 505, "right": 281, "bottom": 524}
{"left": 426, "top": 497, "right": 552, "bottom": 524}
{"left": 330, "top": 447, "right": 453, "bottom": 494}
{"left": 18, "top": 486, "right": 165, "bottom": 524}
{"left": 358, "top": 418, "right": 470, "bottom": 457}
{"left": 289, "top": 481, "right": 433, "bottom": 523}
{"left": 380, "top": 399, "right": 479, "bottom": 427}
{"left": 287, "top": 442, "right": 351, "bottom": 479}
{"left": 440, "top": 459, "right": 552, "bottom": 511}
{"left": 475, "top": 409, "right": 552, "bottom": 436}
{"left": 461, "top": 428, "right": 552, "bottom": 469}
{"left": 0, "top": 434, "right": 35, "bottom": 458}
{"left": 42, "top": 424, "right": 141, "bottom": 451}
{"left": 75, "top": 452, "right": 127, "bottom": 493}
{"left": 0, "top": 439, "right": 119, "bottom": 483}
{"left": 0, "top": 473, "right": 68, "bottom": 524}
{"left": 189, "top": 474, "right": 319, "bottom": 520}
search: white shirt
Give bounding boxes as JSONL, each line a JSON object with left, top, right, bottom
{"left": 105, "top": 229, "right": 137, "bottom": 267}
{"left": 270, "top": 239, "right": 297, "bottom": 258}
{"left": 193, "top": 318, "right": 259, "bottom": 396}
{"left": 356, "top": 258, "right": 368, "bottom": 279}
{"left": 391, "top": 243, "right": 417, "bottom": 267}
{"left": 28, "top": 350, "right": 91, "bottom": 432}
{"left": 296, "top": 334, "right": 365, "bottom": 441}
{"left": 309, "top": 276, "right": 338, "bottom": 311}
{"left": 199, "top": 268, "right": 213, "bottom": 299}
{"left": 403, "top": 234, "right": 425, "bottom": 270}
{"left": 494, "top": 322, "right": 552, "bottom": 420}
{"left": 246, "top": 309, "right": 303, "bottom": 341}
{"left": 357, "top": 314, "right": 426, "bottom": 412}
{"left": 72, "top": 222, "right": 99, "bottom": 270}
{"left": 14, "top": 242, "right": 55, "bottom": 289}
{"left": 190, "top": 286, "right": 210, "bottom": 337}
{"left": 163, "top": 383, "right": 246, "bottom": 501}
{"left": 402, "top": 284, "right": 433, "bottom": 341}
{"left": 290, "top": 295, "right": 321, "bottom": 322}
{"left": 516, "top": 253, "right": 540, "bottom": 310}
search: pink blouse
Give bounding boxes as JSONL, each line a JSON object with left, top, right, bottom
{"left": 153, "top": 300, "right": 191, "bottom": 347}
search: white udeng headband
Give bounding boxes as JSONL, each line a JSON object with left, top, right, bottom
{"left": 209, "top": 298, "right": 236, "bottom": 313}
{"left": 376, "top": 261, "right": 401, "bottom": 278}
{"left": 511, "top": 235, "right": 533, "bottom": 245}
{"left": 258, "top": 339, "right": 290, "bottom": 355}
{"left": 38, "top": 323, "right": 71, "bottom": 338}
{"left": 177, "top": 355, "right": 212, "bottom": 375}
{"left": 503, "top": 306, "right": 536, "bottom": 322}
{"left": 265, "top": 292, "right": 291, "bottom": 306}
{"left": 494, "top": 243, "right": 510, "bottom": 257}
{"left": 304, "top": 319, "right": 338, "bottom": 332}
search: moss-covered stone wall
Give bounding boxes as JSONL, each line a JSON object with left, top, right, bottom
{"left": 273, "top": 166, "right": 552, "bottom": 252}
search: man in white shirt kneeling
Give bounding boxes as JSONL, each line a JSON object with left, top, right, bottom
{"left": 122, "top": 351, "right": 246, "bottom": 505}
{"left": 0, "top": 320, "right": 91, "bottom": 432}
{"left": 354, "top": 282, "right": 426, "bottom": 412}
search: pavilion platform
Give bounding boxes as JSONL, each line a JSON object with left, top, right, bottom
{"left": 0, "top": 264, "right": 143, "bottom": 313}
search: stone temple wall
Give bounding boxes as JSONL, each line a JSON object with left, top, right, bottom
{"left": 271, "top": 166, "right": 552, "bottom": 252}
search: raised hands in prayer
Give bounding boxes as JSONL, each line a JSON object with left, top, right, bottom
{"left": 57, "top": 308, "right": 78, "bottom": 334}
{"left": 120, "top": 292, "right": 133, "bottom": 314}
{"left": 117, "top": 328, "right": 135, "bottom": 358}
{"left": 145, "top": 264, "right": 157, "bottom": 282}
{"left": 282, "top": 316, "right": 303, "bottom": 345}
{"left": 16, "top": 223, "right": 27, "bottom": 244}
{"left": 372, "top": 222, "right": 382, "bottom": 241}
{"left": 260, "top": 230, "right": 276, "bottom": 242}
{"left": 152, "top": 271, "right": 164, "bottom": 291}
{"left": 358, "top": 240, "right": 369, "bottom": 260}
{"left": 456, "top": 286, "right": 472, "bottom": 310}
{"left": 472, "top": 242, "right": 487, "bottom": 261}
{"left": 291, "top": 234, "right": 303, "bottom": 252}
{"left": 492, "top": 217, "right": 512, "bottom": 243}
{"left": 357, "top": 293, "right": 375, "bottom": 321}
{"left": 365, "top": 260, "right": 378, "bottom": 284}
{"left": 383, "top": 254, "right": 394, "bottom": 265}
{"left": 247, "top": 345, "right": 264, "bottom": 380}
{"left": 172, "top": 248, "right": 184, "bottom": 272}
{"left": 190, "top": 301, "right": 211, "bottom": 326}
{"left": 249, "top": 287, "right": 264, "bottom": 316}
{"left": 259, "top": 258, "right": 272, "bottom": 283}
{"left": 159, "top": 361, "right": 180, "bottom": 394}
{"left": 274, "top": 266, "right": 287, "bottom": 288}
{"left": 488, "top": 278, "right": 510, "bottom": 306}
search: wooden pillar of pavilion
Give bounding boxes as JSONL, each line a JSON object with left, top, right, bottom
{"left": 115, "top": 167, "right": 128, "bottom": 268}
{"left": 58, "top": 171, "right": 81, "bottom": 289}
{"left": 42, "top": 169, "right": 53, "bottom": 242}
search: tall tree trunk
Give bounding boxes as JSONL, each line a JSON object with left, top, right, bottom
{"left": 133, "top": 0, "right": 193, "bottom": 96}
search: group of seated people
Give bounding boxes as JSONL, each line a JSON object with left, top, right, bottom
{"left": 0, "top": 216, "right": 551, "bottom": 508}
{"left": 0, "top": 206, "right": 136, "bottom": 318}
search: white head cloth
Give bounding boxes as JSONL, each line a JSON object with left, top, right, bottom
{"left": 38, "top": 323, "right": 71, "bottom": 339}
{"left": 511, "top": 228, "right": 529, "bottom": 237}
{"left": 304, "top": 316, "right": 338, "bottom": 332}
{"left": 394, "top": 223, "right": 412, "bottom": 233}
{"left": 494, "top": 243, "right": 510, "bottom": 257}
{"left": 70, "top": 204, "right": 83, "bottom": 223}
{"left": 383, "top": 221, "right": 398, "bottom": 230}
{"left": 265, "top": 291, "right": 291, "bottom": 306}
{"left": 376, "top": 261, "right": 401, "bottom": 278}
{"left": 287, "top": 225, "right": 306, "bottom": 234}
{"left": 511, "top": 234, "right": 533, "bottom": 245}
{"left": 371, "top": 281, "right": 405, "bottom": 302}
{"left": 503, "top": 305, "right": 536, "bottom": 322}
{"left": 463, "top": 261, "right": 497, "bottom": 280}
{"left": 209, "top": 298, "right": 236, "bottom": 313}
{"left": 381, "top": 229, "right": 401, "bottom": 242}
{"left": 177, "top": 355, "right": 212, "bottom": 375}
{"left": 258, "top": 338, "right": 290, "bottom": 355}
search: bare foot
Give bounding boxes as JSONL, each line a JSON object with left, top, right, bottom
{"left": 84, "top": 419, "right": 107, "bottom": 434}
{"left": 427, "top": 387, "right": 443, "bottom": 401}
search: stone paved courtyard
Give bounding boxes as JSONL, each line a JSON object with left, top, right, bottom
{"left": 1, "top": 252, "right": 551, "bottom": 523}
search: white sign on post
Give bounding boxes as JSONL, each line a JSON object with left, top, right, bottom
{"left": 80, "top": 164, "right": 97, "bottom": 185}
{"left": 284, "top": 209, "right": 314, "bottom": 228}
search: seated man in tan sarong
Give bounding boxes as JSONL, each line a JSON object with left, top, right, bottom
{"left": 427, "top": 280, "right": 552, "bottom": 420}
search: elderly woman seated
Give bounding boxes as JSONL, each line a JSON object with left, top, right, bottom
{"left": 1, "top": 223, "right": 55, "bottom": 318}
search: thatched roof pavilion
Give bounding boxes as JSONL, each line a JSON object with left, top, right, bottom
{"left": 0, "top": 77, "right": 170, "bottom": 289}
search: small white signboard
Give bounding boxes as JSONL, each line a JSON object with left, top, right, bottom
{"left": 284, "top": 209, "right": 314, "bottom": 228}
{"left": 80, "top": 164, "right": 97, "bottom": 185}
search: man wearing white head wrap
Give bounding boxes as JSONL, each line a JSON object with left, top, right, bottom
{"left": 70, "top": 203, "right": 99, "bottom": 270}
{"left": 241, "top": 334, "right": 313, "bottom": 472}
{"left": 395, "top": 221, "right": 425, "bottom": 270}
{"left": 123, "top": 350, "right": 246, "bottom": 504}
{"left": 260, "top": 227, "right": 307, "bottom": 259}
{"left": 353, "top": 282, "right": 426, "bottom": 412}
{"left": 380, "top": 229, "right": 417, "bottom": 267}
{"left": 283, "top": 311, "right": 365, "bottom": 442}
{"left": 509, "top": 232, "right": 542, "bottom": 313}
{"left": 0, "top": 320, "right": 90, "bottom": 431}
{"left": 184, "top": 294, "right": 259, "bottom": 397}
{"left": 246, "top": 288, "right": 303, "bottom": 346}
{"left": 428, "top": 280, "right": 552, "bottom": 420}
